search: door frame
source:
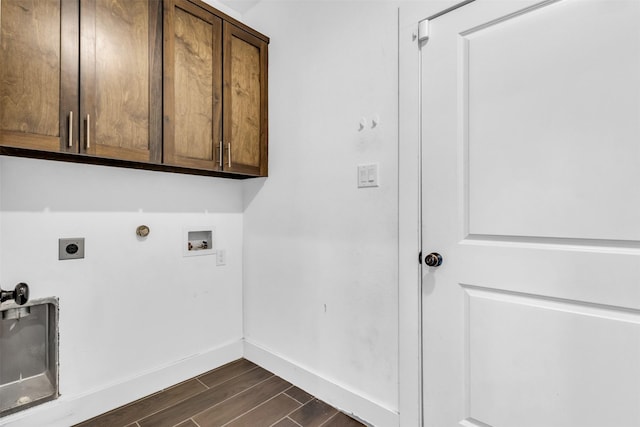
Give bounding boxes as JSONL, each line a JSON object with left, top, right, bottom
{"left": 397, "top": 2, "right": 473, "bottom": 426}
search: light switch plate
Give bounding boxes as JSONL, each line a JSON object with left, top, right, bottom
{"left": 59, "top": 238, "right": 85, "bottom": 260}
{"left": 216, "top": 249, "right": 226, "bottom": 266}
{"left": 357, "top": 164, "right": 379, "bottom": 188}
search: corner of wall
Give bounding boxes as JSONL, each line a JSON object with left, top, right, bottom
{"left": 243, "top": 340, "right": 399, "bottom": 427}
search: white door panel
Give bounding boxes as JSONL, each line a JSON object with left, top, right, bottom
{"left": 419, "top": 0, "right": 640, "bottom": 425}
{"left": 465, "top": 0, "right": 640, "bottom": 241}
{"left": 467, "top": 287, "right": 640, "bottom": 426}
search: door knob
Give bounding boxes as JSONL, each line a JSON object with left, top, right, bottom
{"left": 424, "top": 252, "right": 443, "bottom": 267}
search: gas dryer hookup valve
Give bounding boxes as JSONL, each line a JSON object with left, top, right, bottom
{"left": 0, "top": 282, "right": 29, "bottom": 305}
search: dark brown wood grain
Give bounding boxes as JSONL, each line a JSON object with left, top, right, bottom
{"left": 81, "top": 0, "right": 161, "bottom": 162}
{"left": 323, "top": 412, "right": 368, "bottom": 427}
{"left": 74, "top": 379, "right": 207, "bottom": 427}
{"left": 225, "top": 393, "right": 301, "bottom": 427}
{"left": 60, "top": 0, "right": 80, "bottom": 153}
{"left": 0, "top": 146, "right": 251, "bottom": 179}
{"left": 1, "top": 0, "right": 268, "bottom": 179}
{"left": 223, "top": 22, "right": 268, "bottom": 177}
{"left": 289, "top": 399, "right": 339, "bottom": 427}
{"left": 184, "top": 0, "right": 269, "bottom": 43}
{"left": 193, "top": 376, "right": 292, "bottom": 427}
{"left": 70, "top": 359, "right": 366, "bottom": 427}
{"left": 163, "top": 0, "right": 223, "bottom": 170}
{"left": 197, "top": 358, "right": 258, "bottom": 388}
{"left": 0, "top": 0, "right": 67, "bottom": 152}
{"left": 285, "top": 386, "right": 314, "bottom": 405}
{"left": 138, "top": 366, "right": 274, "bottom": 427}
{"left": 272, "top": 418, "right": 302, "bottom": 427}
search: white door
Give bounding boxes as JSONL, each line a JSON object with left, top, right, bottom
{"left": 419, "top": 1, "right": 640, "bottom": 426}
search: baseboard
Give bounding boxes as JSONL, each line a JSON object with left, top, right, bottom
{"left": 0, "top": 340, "right": 243, "bottom": 427}
{"left": 243, "top": 340, "right": 399, "bottom": 427}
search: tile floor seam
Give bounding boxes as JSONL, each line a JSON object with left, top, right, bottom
{"left": 191, "top": 418, "right": 202, "bottom": 427}
{"left": 273, "top": 393, "right": 312, "bottom": 426}
{"left": 116, "top": 373, "right": 230, "bottom": 426}
{"left": 317, "top": 412, "right": 340, "bottom": 427}
{"left": 181, "top": 374, "right": 277, "bottom": 425}
{"left": 136, "top": 368, "right": 267, "bottom": 426}
{"left": 288, "top": 417, "right": 304, "bottom": 427}
{"left": 81, "top": 381, "right": 206, "bottom": 427}
{"left": 284, "top": 388, "right": 312, "bottom": 405}
{"left": 196, "top": 378, "right": 209, "bottom": 389}
{"left": 131, "top": 383, "right": 210, "bottom": 426}
{"left": 197, "top": 365, "right": 260, "bottom": 389}
{"left": 269, "top": 417, "right": 303, "bottom": 427}
{"left": 219, "top": 386, "right": 299, "bottom": 427}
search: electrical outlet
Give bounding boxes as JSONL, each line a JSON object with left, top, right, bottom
{"left": 216, "top": 249, "right": 226, "bottom": 266}
{"left": 59, "top": 238, "right": 85, "bottom": 260}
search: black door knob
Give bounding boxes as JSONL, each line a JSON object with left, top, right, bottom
{"left": 425, "top": 252, "right": 443, "bottom": 267}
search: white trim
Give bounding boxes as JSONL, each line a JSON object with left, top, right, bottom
{"left": 398, "top": 5, "right": 423, "bottom": 427}
{"left": 243, "top": 340, "right": 399, "bottom": 427}
{"left": 398, "top": 2, "right": 470, "bottom": 426}
{"left": 0, "top": 340, "right": 243, "bottom": 427}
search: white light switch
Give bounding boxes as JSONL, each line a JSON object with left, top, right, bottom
{"left": 358, "top": 164, "right": 379, "bottom": 188}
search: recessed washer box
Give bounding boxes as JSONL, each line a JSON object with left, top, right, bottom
{"left": 183, "top": 227, "right": 215, "bottom": 257}
{"left": 59, "top": 238, "right": 85, "bottom": 260}
{"left": 0, "top": 297, "right": 59, "bottom": 417}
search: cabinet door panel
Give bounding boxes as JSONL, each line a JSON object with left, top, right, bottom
{"left": 223, "top": 22, "right": 268, "bottom": 176}
{"left": 80, "top": 0, "right": 161, "bottom": 162}
{"left": 0, "top": 0, "right": 78, "bottom": 152}
{"left": 164, "top": 0, "right": 222, "bottom": 170}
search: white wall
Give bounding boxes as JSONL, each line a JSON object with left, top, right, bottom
{"left": 0, "top": 157, "right": 244, "bottom": 426}
{"left": 1, "top": 1, "right": 403, "bottom": 425}
{"left": 242, "top": 2, "right": 400, "bottom": 425}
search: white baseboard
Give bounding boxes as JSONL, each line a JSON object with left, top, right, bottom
{"left": 243, "top": 340, "right": 399, "bottom": 427}
{"left": 0, "top": 340, "right": 243, "bottom": 427}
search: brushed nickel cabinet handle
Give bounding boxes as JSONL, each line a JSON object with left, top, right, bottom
{"left": 219, "top": 141, "right": 223, "bottom": 167}
{"left": 68, "top": 111, "right": 73, "bottom": 147}
{"left": 227, "top": 143, "right": 231, "bottom": 168}
{"left": 86, "top": 114, "right": 90, "bottom": 149}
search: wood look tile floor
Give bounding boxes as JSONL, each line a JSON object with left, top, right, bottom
{"left": 74, "top": 359, "right": 366, "bottom": 427}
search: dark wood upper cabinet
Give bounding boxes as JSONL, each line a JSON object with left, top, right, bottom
{"left": 0, "top": 0, "right": 78, "bottom": 152}
{"left": 164, "top": 0, "right": 269, "bottom": 176}
{"left": 0, "top": 0, "right": 161, "bottom": 162}
{"left": 79, "top": 0, "right": 162, "bottom": 162}
{"left": 163, "top": 0, "right": 223, "bottom": 170}
{"left": 0, "top": 0, "right": 268, "bottom": 177}
{"left": 223, "top": 22, "right": 268, "bottom": 177}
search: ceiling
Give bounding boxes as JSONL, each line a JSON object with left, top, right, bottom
{"left": 217, "top": 0, "right": 261, "bottom": 14}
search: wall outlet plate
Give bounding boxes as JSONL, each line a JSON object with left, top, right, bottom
{"left": 59, "top": 238, "right": 85, "bottom": 260}
{"left": 216, "top": 249, "right": 226, "bottom": 266}
{"left": 183, "top": 227, "right": 215, "bottom": 257}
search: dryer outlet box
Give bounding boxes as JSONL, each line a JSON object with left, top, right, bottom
{"left": 59, "top": 238, "right": 85, "bottom": 260}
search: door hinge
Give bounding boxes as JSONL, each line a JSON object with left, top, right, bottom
{"left": 418, "top": 251, "right": 423, "bottom": 265}
{"left": 418, "top": 19, "right": 429, "bottom": 44}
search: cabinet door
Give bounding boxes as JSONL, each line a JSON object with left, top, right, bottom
{"left": 163, "top": 0, "right": 223, "bottom": 170}
{"left": 0, "top": 0, "right": 78, "bottom": 152}
{"left": 80, "top": 0, "right": 162, "bottom": 162}
{"left": 223, "top": 22, "right": 268, "bottom": 176}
